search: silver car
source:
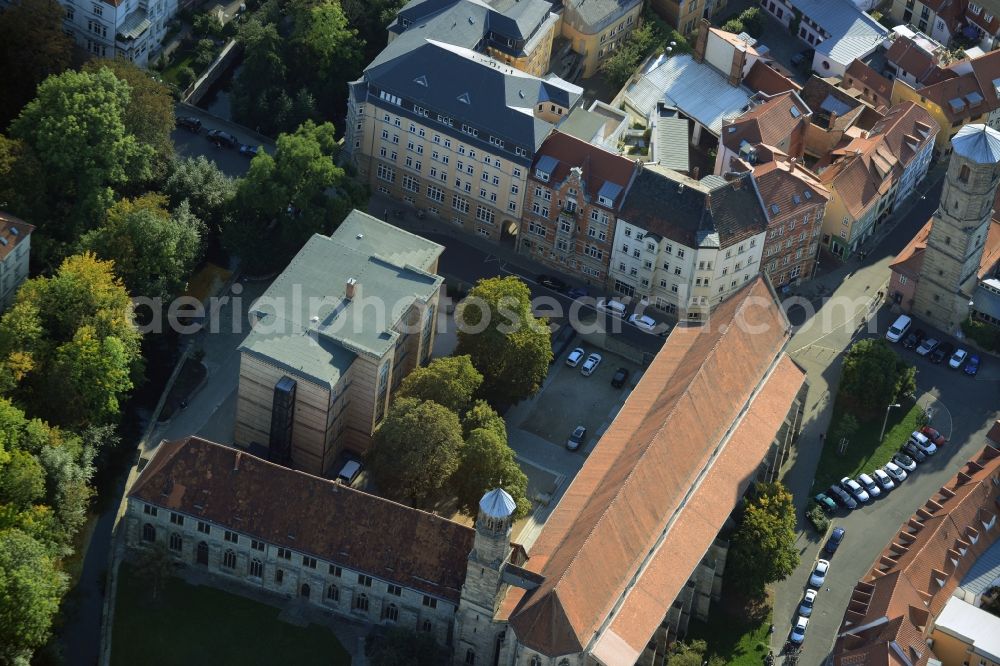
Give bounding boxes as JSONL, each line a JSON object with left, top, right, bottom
{"left": 884, "top": 461, "right": 908, "bottom": 483}
{"left": 581, "top": 352, "right": 602, "bottom": 377}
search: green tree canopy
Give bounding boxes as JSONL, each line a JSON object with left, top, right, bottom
{"left": 455, "top": 276, "right": 552, "bottom": 406}
{"left": 840, "top": 339, "right": 916, "bottom": 415}
{"left": 163, "top": 155, "right": 237, "bottom": 233}
{"left": 728, "top": 482, "right": 799, "bottom": 597}
{"left": 78, "top": 193, "right": 205, "bottom": 300}
{"left": 397, "top": 355, "right": 483, "bottom": 414}
{"left": 461, "top": 399, "right": 507, "bottom": 440}
{"left": 0, "top": 254, "right": 142, "bottom": 429}
{"left": 453, "top": 427, "right": 530, "bottom": 519}
{"left": 0, "top": 0, "right": 74, "bottom": 130}
{"left": 369, "top": 397, "right": 464, "bottom": 509}
{"left": 289, "top": 0, "right": 363, "bottom": 113}
{"left": 0, "top": 528, "right": 68, "bottom": 664}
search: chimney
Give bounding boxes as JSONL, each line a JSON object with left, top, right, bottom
{"left": 234, "top": 451, "right": 242, "bottom": 471}
{"left": 693, "top": 19, "right": 710, "bottom": 63}
{"left": 345, "top": 277, "right": 358, "bottom": 300}
{"left": 828, "top": 110, "right": 838, "bottom": 128}
{"left": 729, "top": 46, "right": 746, "bottom": 86}
{"left": 691, "top": 166, "right": 700, "bottom": 180}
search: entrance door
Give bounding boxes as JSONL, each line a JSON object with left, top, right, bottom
{"left": 196, "top": 541, "right": 209, "bottom": 566}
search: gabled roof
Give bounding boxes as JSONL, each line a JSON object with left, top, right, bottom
{"left": 886, "top": 36, "right": 942, "bottom": 85}
{"left": 619, "top": 166, "right": 768, "bottom": 248}
{"left": 562, "top": 0, "right": 640, "bottom": 33}
{"left": 844, "top": 59, "right": 893, "bottom": 108}
{"left": 721, "top": 91, "right": 812, "bottom": 155}
{"left": 528, "top": 131, "right": 637, "bottom": 210}
{"left": 508, "top": 278, "right": 805, "bottom": 660}
{"left": 789, "top": 0, "right": 886, "bottom": 65}
{"left": 752, "top": 159, "right": 830, "bottom": 221}
{"left": 889, "top": 218, "right": 931, "bottom": 282}
{"left": 130, "top": 437, "right": 476, "bottom": 603}
{"left": 0, "top": 211, "right": 35, "bottom": 261}
{"left": 743, "top": 60, "right": 800, "bottom": 96}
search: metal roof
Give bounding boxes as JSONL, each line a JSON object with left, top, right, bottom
{"left": 535, "top": 154, "right": 559, "bottom": 175}
{"left": 119, "top": 8, "right": 150, "bottom": 40}
{"left": 598, "top": 180, "right": 624, "bottom": 202}
{"left": 651, "top": 105, "right": 690, "bottom": 172}
{"left": 624, "top": 54, "right": 753, "bottom": 136}
{"left": 793, "top": 0, "right": 887, "bottom": 66}
{"left": 952, "top": 124, "right": 1000, "bottom": 164}
{"left": 480, "top": 488, "right": 517, "bottom": 518}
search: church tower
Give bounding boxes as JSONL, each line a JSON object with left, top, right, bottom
{"left": 914, "top": 124, "right": 1000, "bottom": 333}
{"left": 454, "top": 489, "right": 515, "bottom": 666}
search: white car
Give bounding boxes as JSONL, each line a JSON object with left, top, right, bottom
{"left": 809, "top": 559, "right": 830, "bottom": 588}
{"left": 909, "top": 431, "right": 937, "bottom": 455}
{"left": 949, "top": 348, "right": 968, "bottom": 369}
{"left": 883, "top": 461, "right": 908, "bottom": 483}
{"left": 790, "top": 616, "right": 808, "bottom": 644}
{"left": 798, "top": 589, "right": 817, "bottom": 617}
{"left": 840, "top": 476, "right": 870, "bottom": 503}
{"left": 872, "top": 468, "right": 895, "bottom": 492}
{"left": 627, "top": 313, "right": 658, "bottom": 334}
{"left": 858, "top": 473, "right": 881, "bottom": 498}
{"left": 595, "top": 298, "right": 627, "bottom": 318}
{"left": 581, "top": 352, "right": 603, "bottom": 376}
{"left": 885, "top": 314, "right": 911, "bottom": 342}
{"left": 565, "top": 347, "right": 585, "bottom": 367}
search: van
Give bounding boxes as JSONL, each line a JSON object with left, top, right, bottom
{"left": 596, "top": 298, "right": 627, "bottom": 318}
{"left": 885, "top": 314, "right": 912, "bottom": 342}
{"left": 336, "top": 460, "right": 363, "bottom": 487}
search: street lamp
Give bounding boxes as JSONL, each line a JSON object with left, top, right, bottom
{"left": 880, "top": 403, "right": 901, "bottom": 442}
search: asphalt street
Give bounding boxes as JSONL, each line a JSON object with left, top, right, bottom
{"left": 171, "top": 103, "right": 273, "bottom": 178}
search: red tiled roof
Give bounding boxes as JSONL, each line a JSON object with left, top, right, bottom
{"left": 743, "top": 60, "right": 800, "bottom": 96}
{"left": 889, "top": 219, "right": 931, "bottom": 282}
{"left": 752, "top": 159, "right": 830, "bottom": 221}
{"left": 721, "top": 91, "right": 811, "bottom": 155}
{"left": 0, "top": 211, "right": 35, "bottom": 262}
{"left": 529, "top": 131, "right": 637, "bottom": 210}
{"left": 130, "top": 436, "right": 476, "bottom": 603}
{"left": 832, "top": 446, "right": 1000, "bottom": 666}
{"left": 886, "top": 36, "right": 942, "bottom": 85}
{"left": 844, "top": 60, "right": 892, "bottom": 108}
{"left": 508, "top": 277, "right": 805, "bottom": 660}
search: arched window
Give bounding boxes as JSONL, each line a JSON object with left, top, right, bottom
{"left": 465, "top": 649, "right": 476, "bottom": 664}
{"left": 222, "top": 549, "right": 236, "bottom": 569}
{"left": 530, "top": 658, "right": 541, "bottom": 666}
{"left": 421, "top": 619, "right": 433, "bottom": 632}
{"left": 196, "top": 541, "right": 209, "bottom": 565}
{"left": 353, "top": 593, "right": 369, "bottom": 612}
{"left": 558, "top": 660, "right": 570, "bottom": 666}
{"left": 326, "top": 584, "right": 339, "bottom": 602}
{"left": 249, "top": 558, "right": 263, "bottom": 578}
{"left": 142, "top": 523, "right": 156, "bottom": 542}
{"left": 300, "top": 583, "right": 311, "bottom": 598}
{"left": 383, "top": 603, "right": 398, "bottom": 622}
{"left": 169, "top": 532, "right": 182, "bottom": 552}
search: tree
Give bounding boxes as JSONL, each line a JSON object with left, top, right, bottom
{"left": 739, "top": 7, "right": 763, "bottom": 37}
{"left": 341, "top": 0, "right": 407, "bottom": 63}
{"left": 0, "top": 254, "right": 142, "bottom": 429}
{"left": 839, "top": 339, "right": 916, "bottom": 414}
{"left": 134, "top": 542, "right": 175, "bottom": 602}
{"left": 0, "top": 135, "right": 50, "bottom": 235}
{"left": 0, "top": 528, "right": 68, "bottom": 665}
{"left": 82, "top": 58, "right": 176, "bottom": 180}
{"left": 397, "top": 355, "right": 483, "bottom": 414}
{"left": 194, "top": 38, "right": 218, "bottom": 69}
{"left": 461, "top": 399, "right": 507, "bottom": 440}
{"left": 722, "top": 18, "right": 745, "bottom": 34}
{"left": 455, "top": 277, "right": 552, "bottom": 406}
{"left": 0, "top": 0, "right": 74, "bottom": 130}
{"left": 9, "top": 68, "right": 155, "bottom": 257}
{"left": 365, "top": 627, "right": 447, "bottom": 666}
{"left": 0, "top": 448, "right": 46, "bottom": 510}
{"left": 78, "top": 193, "right": 205, "bottom": 299}
{"left": 230, "top": 19, "right": 291, "bottom": 135}
{"left": 368, "top": 398, "right": 463, "bottom": 508}
{"left": 453, "top": 427, "right": 530, "bottom": 519}
{"left": 163, "top": 155, "right": 237, "bottom": 233}
{"left": 288, "top": 0, "right": 364, "bottom": 117}
{"left": 728, "top": 482, "right": 799, "bottom": 596}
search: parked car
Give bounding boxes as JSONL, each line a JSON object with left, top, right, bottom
{"left": 916, "top": 337, "right": 939, "bottom": 356}
{"left": 930, "top": 341, "right": 955, "bottom": 364}
{"left": 828, "top": 484, "right": 857, "bottom": 510}
{"left": 628, "top": 313, "right": 659, "bottom": 334}
{"left": 840, "top": 477, "right": 870, "bottom": 503}
{"left": 858, "top": 473, "right": 881, "bottom": 498}
{"left": 909, "top": 430, "right": 937, "bottom": 455}
{"left": 965, "top": 354, "right": 982, "bottom": 376}
{"left": 825, "top": 527, "right": 846, "bottom": 554}
{"left": 581, "top": 352, "right": 602, "bottom": 376}
{"left": 565, "top": 286, "right": 589, "bottom": 299}
{"left": 901, "top": 441, "right": 927, "bottom": 463}
{"left": 239, "top": 143, "right": 260, "bottom": 158}
{"left": 566, "top": 425, "right": 587, "bottom": 451}
{"left": 902, "top": 328, "right": 926, "bottom": 350}
{"left": 790, "top": 616, "right": 808, "bottom": 644}
{"left": 537, "top": 274, "right": 567, "bottom": 291}
{"left": 873, "top": 468, "right": 895, "bottom": 492}
{"left": 611, "top": 367, "right": 629, "bottom": 388}
{"left": 207, "top": 129, "right": 239, "bottom": 148}
{"left": 885, "top": 314, "right": 912, "bottom": 342}
{"left": 884, "top": 460, "right": 908, "bottom": 483}
{"left": 813, "top": 493, "right": 838, "bottom": 514}
{"left": 550, "top": 323, "right": 576, "bottom": 363}
{"left": 596, "top": 298, "right": 627, "bottom": 318}
{"left": 892, "top": 452, "right": 918, "bottom": 472}
{"left": 949, "top": 348, "right": 969, "bottom": 369}
{"left": 177, "top": 116, "right": 202, "bottom": 133}
{"left": 799, "top": 589, "right": 817, "bottom": 617}
{"left": 336, "top": 459, "right": 363, "bottom": 487}
{"left": 921, "top": 425, "right": 947, "bottom": 446}
{"left": 809, "top": 559, "right": 830, "bottom": 587}
{"left": 566, "top": 347, "right": 585, "bottom": 367}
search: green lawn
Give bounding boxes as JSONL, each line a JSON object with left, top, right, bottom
{"left": 813, "top": 399, "right": 923, "bottom": 492}
{"left": 162, "top": 49, "right": 195, "bottom": 88}
{"left": 688, "top": 600, "right": 773, "bottom": 665}
{"left": 111, "top": 564, "right": 351, "bottom": 666}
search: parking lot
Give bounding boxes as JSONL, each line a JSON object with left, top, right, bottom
{"left": 518, "top": 343, "right": 640, "bottom": 453}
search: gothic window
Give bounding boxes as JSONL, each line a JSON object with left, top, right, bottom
{"left": 383, "top": 603, "right": 399, "bottom": 622}
{"left": 142, "top": 523, "right": 156, "bottom": 542}
{"left": 959, "top": 164, "right": 971, "bottom": 183}
{"left": 465, "top": 649, "right": 476, "bottom": 664}
{"left": 530, "top": 658, "right": 542, "bottom": 666}
{"left": 169, "top": 532, "right": 182, "bottom": 552}
{"left": 421, "top": 619, "right": 433, "bottom": 632}
{"left": 222, "top": 549, "right": 236, "bottom": 570}
{"left": 249, "top": 558, "right": 263, "bottom": 578}
{"left": 354, "top": 593, "right": 369, "bottom": 612}
{"left": 327, "top": 584, "right": 339, "bottom": 601}
{"left": 300, "top": 583, "right": 311, "bottom": 598}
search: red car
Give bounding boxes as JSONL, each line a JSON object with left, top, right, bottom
{"left": 921, "top": 425, "right": 947, "bottom": 446}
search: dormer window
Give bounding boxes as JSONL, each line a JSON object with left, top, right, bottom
{"left": 598, "top": 195, "right": 613, "bottom": 207}
{"left": 536, "top": 169, "right": 550, "bottom": 182}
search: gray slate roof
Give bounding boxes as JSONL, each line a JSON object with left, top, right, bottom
{"left": 241, "top": 211, "right": 443, "bottom": 387}
{"left": 651, "top": 104, "right": 690, "bottom": 172}
{"left": 562, "top": 0, "right": 640, "bottom": 33}
{"left": 791, "top": 0, "right": 887, "bottom": 66}
{"left": 961, "top": 530, "right": 1000, "bottom": 596}
{"left": 952, "top": 124, "right": 1000, "bottom": 164}
{"left": 619, "top": 166, "right": 767, "bottom": 248}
